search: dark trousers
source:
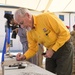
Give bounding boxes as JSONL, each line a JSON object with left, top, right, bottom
{"left": 45, "top": 41, "right": 73, "bottom": 75}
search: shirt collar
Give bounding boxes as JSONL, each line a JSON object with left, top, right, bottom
{"left": 33, "top": 15, "right": 37, "bottom": 27}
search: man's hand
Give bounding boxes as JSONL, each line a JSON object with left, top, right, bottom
{"left": 44, "top": 49, "right": 55, "bottom": 58}
{"left": 16, "top": 53, "right": 26, "bottom": 61}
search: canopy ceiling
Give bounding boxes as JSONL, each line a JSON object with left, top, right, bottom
{"left": 0, "top": 0, "right": 75, "bottom": 12}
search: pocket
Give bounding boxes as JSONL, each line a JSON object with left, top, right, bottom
{"left": 48, "top": 31, "right": 57, "bottom": 43}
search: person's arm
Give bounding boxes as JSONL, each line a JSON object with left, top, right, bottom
{"left": 46, "top": 12, "right": 70, "bottom": 51}
{"left": 24, "top": 32, "right": 39, "bottom": 59}
{"left": 12, "top": 28, "right": 19, "bottom": 33}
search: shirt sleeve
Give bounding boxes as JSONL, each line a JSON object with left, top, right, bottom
{"left": 24, "top": 32, "right": 38, "bottom": 59}
{"left": 46, "top": 12, "right": 70, "bottom": 51}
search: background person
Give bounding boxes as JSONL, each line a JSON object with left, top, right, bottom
{"left": 70, "top": 24, "right": 75, "bottom": 75}
{"left": 70, "top": 25, "right": 75, "bottom": 49}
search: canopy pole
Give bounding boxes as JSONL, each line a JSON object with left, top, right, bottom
{"left": 44, "top": 0, "right": 53, "bottom": 12}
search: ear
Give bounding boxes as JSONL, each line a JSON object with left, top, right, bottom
{"left": 25, "top": 13, "right": 30, "bottom": 18}
{"left": 26, "top": 13, "right": 32, "bottom": 21}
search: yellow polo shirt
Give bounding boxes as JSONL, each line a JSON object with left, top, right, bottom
{"left": 24, "top": 12, "right": 70, "bottom": 59}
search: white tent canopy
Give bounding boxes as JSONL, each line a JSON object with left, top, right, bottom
{"left": 0, "top": 0, "right": 75, "bottom": 12}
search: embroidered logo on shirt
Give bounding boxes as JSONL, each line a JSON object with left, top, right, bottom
{"left": 43, "top": 28, "right": 47, "bottom": 32}
{"left": 43, "top": 28, "right": 50, "bottom": 35}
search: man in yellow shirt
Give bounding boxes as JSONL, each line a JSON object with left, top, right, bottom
{"left": 14, "top": 8, "right": 73, "bottom": 75}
